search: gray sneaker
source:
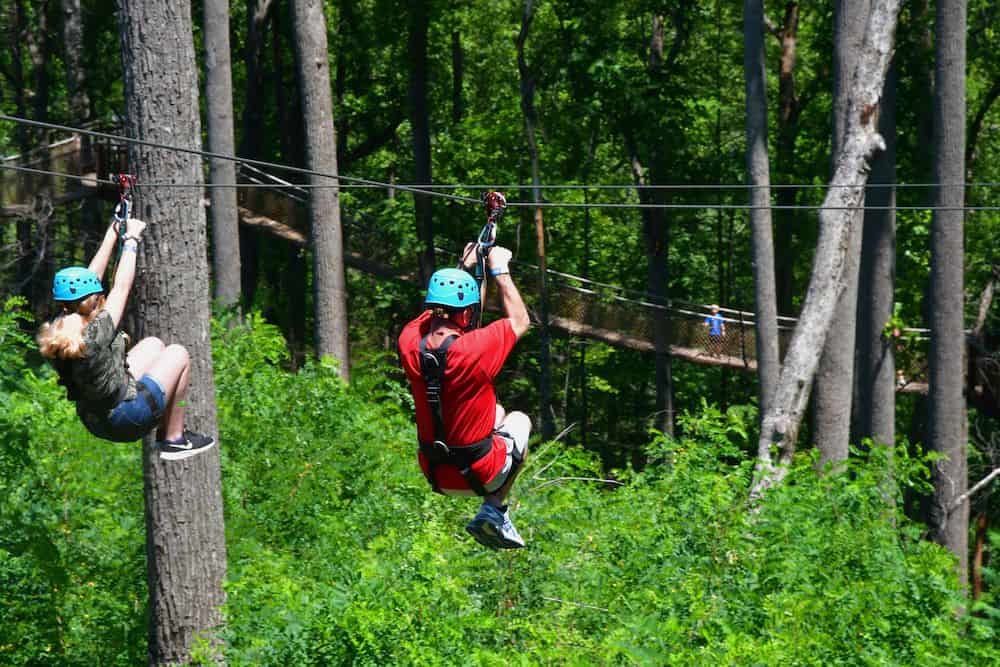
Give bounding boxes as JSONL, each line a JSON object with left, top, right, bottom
{"left": 465, "top": 503, "right": 525, "bottom": 550}
{"left": 158, "top": 430, "right": 215, "bottom": 461}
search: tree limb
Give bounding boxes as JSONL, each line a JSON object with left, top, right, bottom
{"left": 948, "top": 467, "right": 1000, "bottom": 513}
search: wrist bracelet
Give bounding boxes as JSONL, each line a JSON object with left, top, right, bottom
{"left": 490, "top": 268, "right": 509, "bottom": 277}
{"left": 123, "top": 240, "right": 138, "bottom": 253}
{"left": 124, "top": 235, "right": 141, "bottom": 243}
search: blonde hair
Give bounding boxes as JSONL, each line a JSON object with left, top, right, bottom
{"left": 36, "top": 294, "right": 104, "bottom": 360}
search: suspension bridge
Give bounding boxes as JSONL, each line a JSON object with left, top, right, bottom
{"left": 1, "top": 123, "right": 932, "bottom": 392}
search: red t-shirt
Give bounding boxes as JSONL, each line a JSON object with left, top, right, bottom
{"left": 398, "top": 311, "right": 518, "bottom": 492}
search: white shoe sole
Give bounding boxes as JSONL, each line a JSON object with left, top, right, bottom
{"left": 159, "top": 439, "right": 216, "bottom": 461}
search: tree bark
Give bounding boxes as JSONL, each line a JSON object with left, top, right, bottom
{"left": 408, "top": 0, "right": 435, "bottom": 283}
{"left": 856, "top": 64, "right": 897, "bottom": 448}
{"left": 116, "top": 1, "right": 227, "bottom": 663}
{"left": 772, "top": 2, "right": 802, "bottom": 317}
{"left": 517, "top": 0, "right": 554, "bottom": 439}
{"left": 743, "top": 0, "right": 780, "bottom": 421}
{"left": 814, "top": 0, "right": 872, "bottom": 469}
{"left": 203, "top": 0, "right": 242, "bottom": 309}
{"left": 928, "top": 0, "right": 968, "bottom": 587}
{"left": 752, "top": 0, "right": 902, "bottom": 499}
{"left": 290, "top": 0, "right": 350, "bottom": 380}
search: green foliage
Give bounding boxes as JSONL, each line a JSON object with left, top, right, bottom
{"left": 2, "top": 315, "right": 998, "bottom": 665}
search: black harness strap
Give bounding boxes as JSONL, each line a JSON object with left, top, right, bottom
{"left": 418, "top": 333, "right": 492, "bottom": 496}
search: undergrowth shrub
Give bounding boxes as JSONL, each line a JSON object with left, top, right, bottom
{"left": 0, "top": 301, "right": 995, "bottom": 665}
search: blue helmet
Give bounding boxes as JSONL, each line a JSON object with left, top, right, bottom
{"left": 52, "top": 266, "right": 103, "bottom": 302}
{"left": 425, "top": 268, "right": 480, "bottom": 309}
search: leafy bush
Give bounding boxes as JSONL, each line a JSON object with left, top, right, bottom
{"left": 0, "top": 302, "right": 995, "bottom": 665}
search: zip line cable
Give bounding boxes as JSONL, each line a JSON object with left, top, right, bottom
{"left": 0, "top": 167, "right": 936, "bottom": 341}
{"left": 0, "top": 114, "right": 478, "bottom": 206}
{"left": 3, "top": 115, "right": 999, "bottom": 210}
{"left": 3, "top": 161, "right": 998, "bottom": 213}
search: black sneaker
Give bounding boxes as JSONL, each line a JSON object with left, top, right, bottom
{"left": 158, "top": 430, "right": 216, "bottom": 461}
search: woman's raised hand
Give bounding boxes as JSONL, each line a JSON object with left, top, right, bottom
{"left": 125, "top": 218, "right": 147, "bottom": 240}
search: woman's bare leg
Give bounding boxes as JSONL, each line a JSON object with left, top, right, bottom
{"left": 494, "top": 403, "right": 506, "bottom": 429}
{"left": 126, "top": 337, "right": 164, "bottom": 378}
{"left": 143, "top": 344, "right": 191, "bottom": 442}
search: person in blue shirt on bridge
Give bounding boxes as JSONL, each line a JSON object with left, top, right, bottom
{"left": 703, "top": 304, "right": 726, "bottom": 356}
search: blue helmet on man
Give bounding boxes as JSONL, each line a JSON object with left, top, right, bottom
{"left": 52, "top": 266, "right": 103, "bottom": 302}
{"left": 425, "top": 268, "right": 480, "bottom": 309}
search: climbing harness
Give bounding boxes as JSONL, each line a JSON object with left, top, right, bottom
{"left": 418, "top": 333, "right": 493, "bottom": 496}
{"left": 112, "top": 173, "right": 137, "bottom": 253}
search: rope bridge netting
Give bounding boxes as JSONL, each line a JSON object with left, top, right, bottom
{"left": 1, "top": 126, "right": 931, "bottom": 386}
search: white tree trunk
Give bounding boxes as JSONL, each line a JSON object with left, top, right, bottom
{"left": 752, "top": 0, "right": 902, "bottom": 499}
{"left": 814, "top": 0, "right": 872, "bottom": 469}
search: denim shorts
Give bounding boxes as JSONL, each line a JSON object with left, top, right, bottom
{"left": 103, "top": 375, "right": 167, "bottom": 442}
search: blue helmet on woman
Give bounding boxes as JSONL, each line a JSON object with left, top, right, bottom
{"left": 425, "top": 268, "right": 480, "bottom": 309}
{"left": 52, "top": 266, "right": 103, "bottom": 302}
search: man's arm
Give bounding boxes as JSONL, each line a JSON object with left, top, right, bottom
{"left": 487, "top": 247, "right": 530, "bottom": 339}
{"left": 493, "top": 274, "right": 530, "bottom": 339}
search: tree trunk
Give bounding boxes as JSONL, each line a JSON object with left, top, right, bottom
{"left": 752, "top": 0, "right": 902, "bottom": 498}
{"left": 290, "top": 0, "right": 350, "bottom": 380}
{"left": 743, "top": 0, "right": 780, "bottom": 421}
{"left": 773, "top": 2, "right": 801, "bottom": 317}
{"left": 116, "top": 2, "right": 227, "bottom": 663}
{"left": 928, "top": 0, "right": 968, "bottom": 587}
{"left": 814, "top": 0, "right": 872, "bottom": 469}
{"left": 408, "top": 0, "right": 435, "bottom": 282}
{"left": 856, "top": 64, "right": 897, "bottom": 448}
{"left": 61, "top": 0, "right": 89, "bottom": 118}
{"left": 517, "top": 0, "right": 554, "bottom": 439}
{"left": 237, "top": 0, "right": 275, "bottom": 307}
{"left": 203, "top": 0, "right": 242, "bottom": 309}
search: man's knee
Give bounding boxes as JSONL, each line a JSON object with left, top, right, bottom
{"left": 164, "top": 344, "right": 190, "bottom": 366}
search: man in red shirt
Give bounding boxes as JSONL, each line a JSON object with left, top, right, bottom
{"left": 398, "top": 245, "right": 531, "bottom": 549}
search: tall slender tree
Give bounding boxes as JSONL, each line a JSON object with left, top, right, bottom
{"left": 408, "top": 0, "right": 435, "bottom": 283}
{"left": 743, "top": 0, "right": 780, "bottom": 421}
{"left": 203, "top": 0, "right": 241, "bottom": 309}
{"left": 856, "top": 65, "right": 897, "bottom": 448}
{"left": 814, "top": 0, "right": 872, "bottom": 469}
{"left": 928, "top": 0, "right": 968, "bottom": 586}
{"left": 290, "top": 0, "right": 350, "bottom": 380}
{"left": 116, "top": 1, "right": 227, "bottom": 663}
{"left": 517, "top": 0, "right": 554, "bottom": 439}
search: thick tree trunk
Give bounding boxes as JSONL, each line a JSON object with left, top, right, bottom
{"left": 743, "top": 0, "right": 780, "bottom": 421}
{"left": 814, "top": 0, "right": 872, "bottom": 469}
{"left": 116, "top": 2, "right": 227, "bottom": 663}
{"left": 752, "top": 0, "right": 901, "bottom": 498}
{"left": 928, "top": 0, "right": 968, "bottom": 587}
{"left": 517, "top": 0, "right": 554, "bottom": 439}
{"left": 290, "top": 0, "right": 350, "bottom": 380}
{"left": 408, "top": 0, "right": 435, "bottom": 283}
{"left": 856, "top": 65, "right": 897, "bottom": 447}
{"left": 203, "top": 0, "right": 242, "bottom": 309}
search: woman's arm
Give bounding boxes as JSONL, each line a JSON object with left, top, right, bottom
{"left": 103, "top": 218, "right": 146, "bottom": 328}
{"left": 88, "top": 220, "right": 122, "bottom": 279}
